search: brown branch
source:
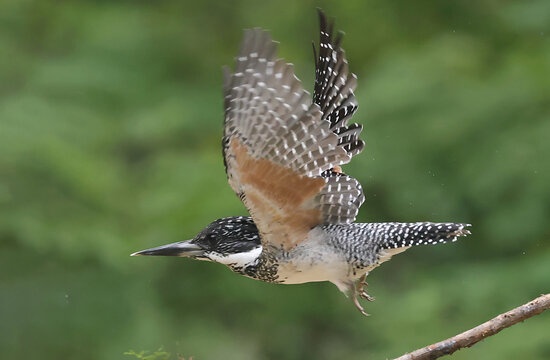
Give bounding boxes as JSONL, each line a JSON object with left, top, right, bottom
{"left": 393, "top": 293, "right": 550, "bottom": 360}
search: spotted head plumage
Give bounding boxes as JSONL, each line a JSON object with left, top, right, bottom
{"left": 132, "top": 217, "right": 262, "bottom": 270}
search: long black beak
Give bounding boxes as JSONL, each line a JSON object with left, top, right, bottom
{"left": 131, "top": 240, "right": 205, "bottom": 257}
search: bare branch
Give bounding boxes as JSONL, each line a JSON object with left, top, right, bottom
{"left": 393, "top": 293, "right": 550, "bottom": 360}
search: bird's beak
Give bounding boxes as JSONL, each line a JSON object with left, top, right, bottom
{"left": 131, "top": 240, "right": 205, "bottom": 257}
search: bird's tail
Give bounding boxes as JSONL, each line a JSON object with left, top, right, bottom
{"left": 360, "top": 222, "right": 471, "bottom": 250}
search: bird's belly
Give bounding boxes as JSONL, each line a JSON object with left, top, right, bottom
{"left": 276, "top": 252, "right": 350, "bottom": 285}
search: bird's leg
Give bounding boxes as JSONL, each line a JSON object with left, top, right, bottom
{"left": 348, "top": 281, "right": 370, "bottom": 317}
{"left": 357, "top": 274, "right": 375, "bottom": 302}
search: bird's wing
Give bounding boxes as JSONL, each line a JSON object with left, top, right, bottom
{"left": 222, "top": 10, "right": 365, "bottom": 250}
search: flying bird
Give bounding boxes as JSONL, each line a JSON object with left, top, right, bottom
{"left": 132, "top": 9, "right": 471, "bottom": 316}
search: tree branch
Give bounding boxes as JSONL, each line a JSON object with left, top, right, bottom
{"left": 393, "top": 293, "right": 550, "bottom": 360}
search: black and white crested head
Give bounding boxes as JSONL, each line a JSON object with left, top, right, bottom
{"left": 132, "top": 216, "right": 263, "bottom": 272}
{"left": 193, "top": 216, "right": 261, "bottom": 261}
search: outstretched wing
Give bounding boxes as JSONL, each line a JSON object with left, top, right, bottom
{"left": 222, "top": 10, "right": 365, "bottom": 250}
{"left": 313, "top": 10, "right": 365, "bottom": 224}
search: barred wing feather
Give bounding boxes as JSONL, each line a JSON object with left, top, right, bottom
{"left": 222, "top": 11, "right": 365, "bottom": 249}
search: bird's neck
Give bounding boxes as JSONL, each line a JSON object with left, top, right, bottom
{"left": 229, "top": 248, "right": 282, "bottom": 283}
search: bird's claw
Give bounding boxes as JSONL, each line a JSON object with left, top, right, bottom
{"left": 359, "top": 290, "right": 375, "bottom": 302}
{"left": 352, "top": 294, "right": 370, "bottom": 316}
{"left": 356, "top": 275, "right": 375, "bottom": 302}
{"left": 349, "top": 274, "right": 375, "bottom": 316}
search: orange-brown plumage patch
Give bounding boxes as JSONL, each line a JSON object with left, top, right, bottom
{"left": 229, "top": 138, "right": 325, "bottom": 250}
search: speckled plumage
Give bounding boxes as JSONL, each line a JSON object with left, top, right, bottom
{"left": 217, "top": 219, "right": 470, "bottom": 287}
{"left": 132, "top": 10, "right": 471, "bottom": 316}
{"left": 321, "top": 222, "right": 470, "bottom": 272}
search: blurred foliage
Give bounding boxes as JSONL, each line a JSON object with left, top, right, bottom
{"left": 1, "top": 0, "right": 549, "bottom": 359}
{"left": 124, "top": 348, "right": 173, "bottom": 360}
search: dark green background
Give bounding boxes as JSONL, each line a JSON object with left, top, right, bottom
{"left": 1, "top": 0, "right": 549, "bottom": 359}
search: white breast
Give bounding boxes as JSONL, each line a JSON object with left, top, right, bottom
{"left": 276, "top": 229, "right": 351, "bottom": 286}
{"left": 277, "top": 257, "right": 349, "bottom": 285}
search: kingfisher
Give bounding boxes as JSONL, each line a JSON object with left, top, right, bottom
{"left": 132, "top": 9, "right": 470, "bottom": 316}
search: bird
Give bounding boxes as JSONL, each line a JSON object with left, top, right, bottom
{"left": 131, "top": 9, "right": 471, "bottom": 316}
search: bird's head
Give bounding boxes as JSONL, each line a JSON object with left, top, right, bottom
{"left": 131, "top": 216, "right": 262, "bottom": 271}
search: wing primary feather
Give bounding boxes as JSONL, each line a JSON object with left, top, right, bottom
{"left": 222, "top": 11, "right": 367, "bottom": 251}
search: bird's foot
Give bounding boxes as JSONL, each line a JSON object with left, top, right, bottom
{"left": 348, "top": 275, "right": 374, "bottom": 317}
{"left": 356, "top": 274, "right": 375, "bottom": 302}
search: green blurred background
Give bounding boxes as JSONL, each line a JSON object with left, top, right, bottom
{"left": 1, "top": 0, "right": 549, "bottom": 359}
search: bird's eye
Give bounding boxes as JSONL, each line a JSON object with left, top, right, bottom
{"left": 206, "top": 234, "right": 218, "bottom": 248}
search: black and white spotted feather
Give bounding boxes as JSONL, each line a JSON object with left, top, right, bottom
{"left": 313, "top": 9, "right": 364, "bottom": 158}
{"left": 222, "top": 11, "right": 366, "bottom": 225}
{"left": 315, "top": 170, "right": 364, "bottom": 224}
{"left": 222, "top": 29, "right": 349, "bottom": 179}
{"left": 322, "top": 222, "right": 472, "bottom": 270}
{"left": 311, "top": 10, "right": 366, "bottom": 223}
